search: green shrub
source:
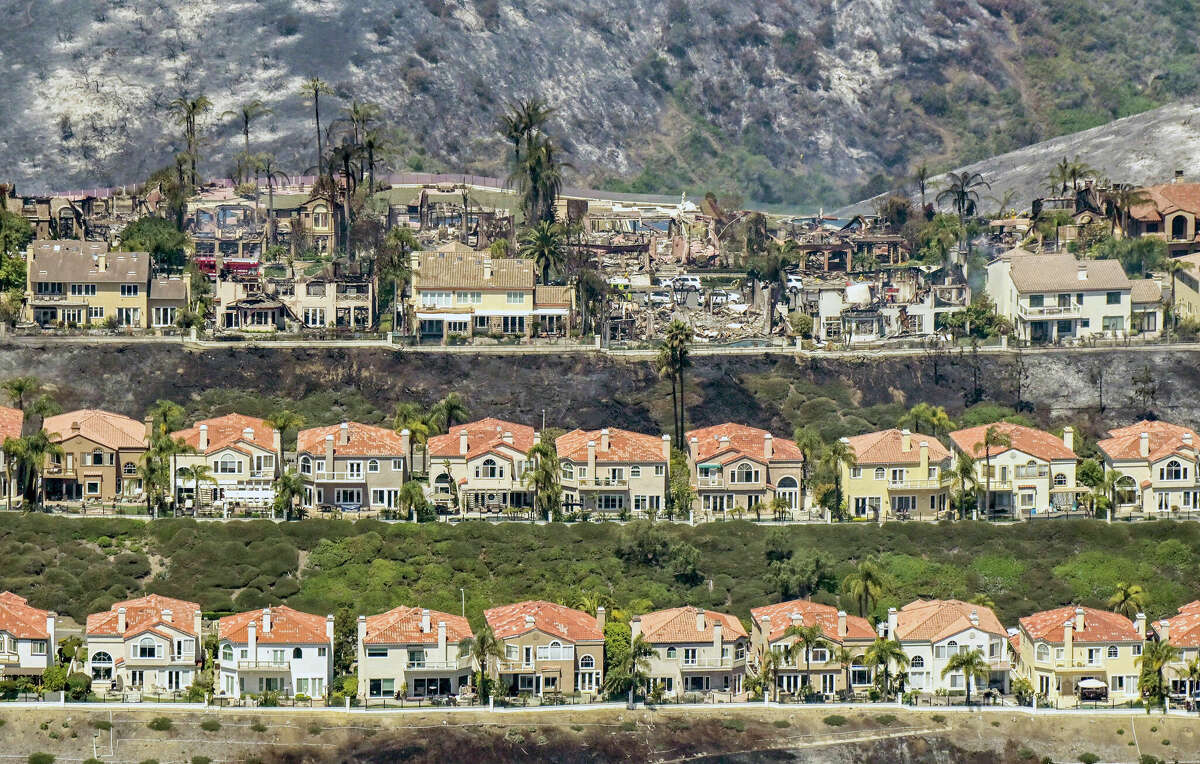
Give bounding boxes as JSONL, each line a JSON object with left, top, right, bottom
{"left": 92, "top": 720, "right": 111, "bottom": 730}
{"left": 139, "top": 759, "right": 160, "bottom": 764}
{"left": 931, "top": 714, "right": 945, "bottom": 723}
{"left": 1078, "top": 754, "right": 1099, "bottom": 764}
{"left": 251, "top": 721, "right": 267, "bottom": 733}
{"left": 823, "top": 715, "right": 848, "bottom": 727}
{"left": 191, "top": 758, "right": 213, "bottom": 764}
{"left": 199, "top": 719, "right": 220, "bottom": 732}
{"left": 146, "top": 717, "right": 172, "bottom": 732}
{"left": 28, "top": 755, "right": 54, "bottom": 764}
{"left": 772, "top": 719, "right": 790, "bottom": 728}
{"left": 721, "top": 718, "right": 746, "bottom": 732}
{"left": 307, "top": 723, "right": 322, "bottom": 735}
{"left": 570, "top": 724, "right": 584, "bottom": 732}
{"left": 991, "top": 720, "right": 1000, "bottom": 727}
{"left": 1161, "top": 739, "right": 1170, "bottom": 746}
{"left": 875, "top": 714, "right": 896, "bottom": 726}
{"left": 1018, "top": 749, "right": 1035, "bottom": 760}
{"left": 619, "top": 721, "right": 636, "bottom": 732}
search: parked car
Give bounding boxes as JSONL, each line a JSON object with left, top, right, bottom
{"left": 785, "top": 273, "right": 804, "bottom": 292}
{"left": 672, "top": 275, "right": 703, "bottom": 292}
{"left": 649, "top": 290, "right": 672, "bottom": 306}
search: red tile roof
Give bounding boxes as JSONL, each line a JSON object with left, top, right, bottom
{"left": 363, "top": 606, "right": 473, "bottom": 646}
{"left": 484, "top": 600, "right": 603, "bottom": 643}
{"left": 1019, "top": 606, "right": 1139, "bottom": 644}
{"left": 218, "top": 606, "right": 329, "bottom": 645}
{"left": 1098, "top": 420, "right": 1198, "bottom": 463}
{"left": 687, "top": 423, "right": 805, "bottom": 465}
{"left": 171, "top": 413, "right": 276, "bottom": 456}
{"left": 636, "top": 607, "right": 747, "bottom": 644}
{"left": 556, "top": 428, "right": 668, "bottom": 464}
{"left": 44, "top": 409, "right": 147, "bottom": 450}
{"left": 894, "top": 599, "right": 1007, "bottom": 642}
{"left": 427, "top": 418, "right": 535, "bottom": 460}
{"left": 750, "top": 599, "right": 875, "bottom": 644}
{"left": 949, "top": 423, "right": 1075, "bottom": 462}
{"left": 86, "top": 594, "right": 200, "bottom": 638}
{"left": 0, "top": 407, "right": 23, "bottom": 441}
{"left": 0, "top": 592, "right": 51, "bottom": 639}
{"left": 297, "top": 422, "right": 407, "bottom": 458}
{"left": 1129, "top": 182, "right": 1200, "bottom": 222}
{"left": 844, "top": 429, "right": 950, "bottom": 466}
{"left": 1153, "top": 601, "right": 1200, "bottom": 648}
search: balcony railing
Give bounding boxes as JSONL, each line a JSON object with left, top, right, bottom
{"left": 577, "top": 477, "right": 628, "bottom": 489}
{"left": 127, "top": 653, "right": 195, "bottom": 665}
{"left": 536, "top": 646, "right": 575, "bottom": 661}
{"left": 406, "top": 659, "right": 466, "bottom": 671}
{"left": 888, "top": 478, "right": 948, "bottom": 490}
{"left": 1014, "top": 467, "right": 1049, "bottom": 479}
{"left": 1018, "top": 304, "right": 1081, "bottom": 318}
{"left": 0, "top": 652, "right": 19, "bottom": 665}
{"left": 679, "top": 656, "right": 745, "bottom": 669}
{"left": 236, "top": 659, "right": 290, "bottom": 671}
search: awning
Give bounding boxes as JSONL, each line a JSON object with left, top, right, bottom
{"left": 416, "top": 312, "right": 471, "bottom": 321}
{"left": 0, "top": 667, "right": 46, "bottom": 676}
{"left": 534, "top": 308, "right": 568, "bottom": 316}
{"left": 1077, "top": 678, "right": 1107, "bottom": 689}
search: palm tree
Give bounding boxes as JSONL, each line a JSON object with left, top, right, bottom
{"left": 327, "top": 138, "right": 362, "bottom": 254}
{"left": 974, "top": 425, "right": 1011, "bottom": 519}
{"left": 664, "top": 320, "right": 692, "bottom": 448}
{"left": 656, "top": 344, "right": 680, "bottom": 451}
{"left": 344, "top": 99, "right": 380, "bottom": 151}
{"left": 398, "top": 480, "right": 427, "bottom": 521}
{"left": 1138, "top": 639, "right": 1181, "bottom": 707}
{"left": 299, "top": 77, "right": 335, "bottom": 174}
{"left": 27, "top": 394, "right": 59, "bottom": 423}
{"left": 921, "top": 213, "right": 965, "bottom": 269}
{"left": 941, "top": 648, "right": 989, "bottom": 705}
{"left": 519, "top": 221, "right": 567, "bottom": 284}
{"left": 953, "top": 451, "right": 976, "bottom": 520}
{"left": 2, "top": 376, "right": 40, "bottom": 411}
{"left": 1107, "top": 582, "right": 1147, "bottom": 619}
{"left": 1106, "top": 183, "right": 1152, "bottom": 236}
{"left": 864, "top": 638, "right": 909, "bottom": 701}
{"left": 1162, "top": 257, "right": 1194, "bottom": 340}
{"left": 222, "top": 100, "right": 272, "bottom": 183}
{"left": 179, "top": 463, "right": 216, "bottom": 514}
{"left": 897, "top": 403, "right": 954, "bottom": 438}
{"left": 1097, "top": 468, "right": 1127, "bottom": 521}
{"left": 429, "top": 393, "right": 470, "bottom": 434}
{"left": 168, "top": 94, "right": 213, "bottom": 188}
{"left": 255, "top": 155, "right": 290, "bottom": 240}
{"left": 913, "top": 163, "right": 932, "bottom": 208}
{"left": 751, "top": 643, "right": 781, "bottom": 701}
{"left": 272, "top": 468, "right": 305, "bottom": 520}
{"left": 1065, "top": 155, "right": 1095, "bottom": 193}
{"left": 783, "top": 623, "right": 827, "bottom": 694}
{"left": 361, "top": 128, "right": 392, "bottom": 195}
{"left": 266, "top": 410, "right": 305, "bottom": 453}
{"left": 821, "top": 439, "right": 856, "bottom": 519}
{"left": 793, "top": 426, "right": 823, "bottom": 515}
{"left": 2, "top": 436, "right": 26, "bottom": 511}
{"left": 499, "top": 98, "right": 569, "bottom": 224}
{"left": 1183, "top": 656, "right": 1200, "bottom": 700}
{"left": 19, "top": 429, "right": 62, "bottom": 507}
{"left": 604, "top": 633, "right": 653, "bottom": 705}
{"left": 1046, "top": 157, "right": 1071, "bottom": 195}
{"left": 523, "top": 440, "right": 562, "bottom": 521}
{"left": 936, "top": 171, "right": 991, "bottom": 222}
{"left": 969, "top": 593, "right": 995, "bottom": 611}
{"left": 832, "top": 646, "right": 855, "bottom": 699}
{"left": 986, "top": 189, "right": 1018, "bottom": 218}
{"left": 460, "top": 625, "right": 504, "bottom": 696}
{"left": 394, "top": 402, "right": 432, "bottom": 468}
{"left": 841, "top": 558, "right": 885, "bottom": 618}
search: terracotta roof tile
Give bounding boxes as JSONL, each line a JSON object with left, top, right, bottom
{"left": 894, "top": 599, "right": 1007, "bottom": 642}
{"left": 948, "top": 423, "right": 1075, "bottom": 462}
{"left": 363, "top": 606, "right": 473, "bottom": 646}
{"left": 0, "top": 406, "right": 23, "bottom": 441}
{"left": 750, "top": 599, "right": 875, "bottom": 644}
{"left": 556, "top": 428, "right": 668, "bottom": 464}
{"left": 416, "top": 251, "right": 533, "bottom": 290}
{"left": 686, "top": 423, "right": 805, "bottom": 465}
{"left": 0, "top": 592, "right": 52, "bottom": 639}
{"left": 1153, "top": 600, "right": 1200, "bottom": 648}
{"left": 1007, "top": 254, "right": 1130, "bottom": 292}
{"left": 219, "top": 606, "right": 329, "bottom": 645}
{"left": 86, "top": 594, "right": 200, "bottom": 638}
{"left": 44, "top": 409, "right": 147, "bottom": 450}
{"left": 636, "top": 607, "right": 747, "bottom": 644}
{"left": 844, "top": 429, "right": 950, "bottom": 466}
{"left": 171, "top": 413, "right": 276, "bottom": 456}
{"left": 484, "top": 600, "right": 603, "bottom": 643}
{"left": 1129, "top": 182, "right": 1200, "bottom": 221}
{"left": 427, "top": 418, "right": 536, "bottom": 460}
{"left": 1019, "top": 606, "right": 1139, "bottom": 644}
{"left": 1098, "top": 420, "right": 1198, "bottom": 463}
{"left": 534, "top": 285, "right": 572, "bottom": 306}
{"left": 1130, "top": 279, "right": 1162, "bottom": 304}
{"left": 297, "top": 422, "right": 407, "bottom": 458}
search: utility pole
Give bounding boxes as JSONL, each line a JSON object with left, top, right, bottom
{"left": 460, "top": 588, "right": 465, "bottom": 618}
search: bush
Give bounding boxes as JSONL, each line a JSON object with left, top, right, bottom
{"left": 147, "top": 717, "right": 172, "bottom": 732}
{"left": 192, "top": 758, "right": 212, "bottom": 764}
{"left": 772, "top": 719, "right": 790, "bottom": 728}
{"left": 28, "top": 755, "right": 54, "bottom": 764}
{"left": 251, "top": 721, "right": 267, "bottom": 733}
{"left": 307, "top": 723, "right": 322, "bottom": 735}
{"left": 823, "top": 715, "right": 848, "bottom": 727}
{"left": 199, "top": 719, "right": 220, "bottom": 732}
{"left": 721, "top": 718, "right": 746, "bottom": 732}
{"left": 1018, "top": 749, "right": 1035, "bottom": 760}
{"left": 1078, "top": 754, "right": 1099, "bottom": 764}
{"left": 619, "top": 721, "right": 636, "bottom": 732}
{"left": 875, "top": 714, "right": 897, "bottom": 726}
{"left": 92, "top": 720, "right": 112, "bottom": 730}
{"left": 931, "top": 714, "right": 946, "bottom": 723}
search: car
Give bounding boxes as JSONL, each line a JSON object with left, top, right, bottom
{"left": 649, "top": 290, "right": 672, "bottom": 306}
{"left": 785, "top": 273, "right": 804, "bottom": 292}
{"left": 672, "top": 275, "right": 703, "bottom": 291}
{"left": 716, "top": 289, "right": 744, "bottom": 304}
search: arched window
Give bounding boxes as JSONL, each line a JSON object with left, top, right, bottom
{"left": 91, "top": 651, "right": 113, "bottom": 680}
{"left": 479, "top": 458, "right": 498, "bottom": 478}
{"left": 1036, "top": 644, "right": 1050, "bottom": 662}
{"left": 219, "top": 455, "right": 238, "bottom": 474}
{"left": 1115, "top": 475, "right": 1137, "bottom": 505}
{"left": 1053, "top": 473, "right": 1067, "bottom": 486}
{"left": 1162, "top": 460, "right": 1185, "bottom": 481}
{"left": 549, "top": 640, "right": 561, "bottom": 647}
{"left": 1172, "top": 215, "right": 1188, "bottom": 240}
{"left": 367, "top": 459, "right": 379, "bottom": 473}
{"left": 778, "top": 477, "right": 797, "bottom": 488}
{"left": 910, "top": 655, "right": 924, "bottom": 668}
{"left": 299, "top": 456, "right": 312, "bottom": 475}
{"left": 221, "top": 644, "right": 233, "bottom": 662}
{"left": 666, "top": 647, "right": 677, "bottom": 658}
{"left": 736, "top": 463, "right": 756, "bottom": 483}
{"left": 137, "top": 637, "right": 157, "bottom": 658}
{"left": 123, "top": 461, "right": 137, "bottom": 476}
{"left": 1107, "top": 645, "right": 1119, "bottom": 658}
{"left": 873, "top": 468, "right": 885, "bottom": 480}
{"left": 1025, "top": 460, "right": 1037, "bottom": 469}
{"left": 580, "top": 655, "right": 595, "bottom": 669}
{"left": 293, "top": 647, "right": 304, "bottom": 659}
{"left": 92, "top": 448, "right": 104, "bottom": 465}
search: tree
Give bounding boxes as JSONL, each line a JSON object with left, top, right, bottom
{"left": 1106, "top": 183, "right": 1152, "bottom": 235}
{"left": 783, "top": 623, "right": 827, "bottom": 693}
{"left": 1137, "top": 639, "right": 1180, "bottom": 708}
{"left": 519, "top": 221, "right": 567, "bottom": 284}
{"left": 662, "top": 320, "right": 692, "bottom": 449}
{"left": 821, "top": 439, "right": 856, "bottom": 520}
{"left": 936, "top": 171, "right": 990, "bottom": 222}
{"left": 1183, "top": 656, "right": 1200, "bottom": 700}
{"left": 1107, "top": 582, "right": 1147, "bottom": 619}
{"left": 969, "top": 593, "right": 995, "bottom": 611}
{"left": 524, "top": 440, "right": 562, "bottom": 521}
{"left": 266, "top": 410, "right": 305, "bottom": 452}
{"left": 222, "top": 100, "right": 272, "bottom": 183}
{"left": 832, "top": 646, "right": 855, "bottom": 699}
{"left": 1162, "top": 257, "right": 1194, "bottom": 340}
{"left": 429, "top": 393, "right": 469, "bottom": 434}
{"left": 393, "top": 402, "right": 433, "bottom": 452}
{"left": 300, "top": 78, "right": 335, "bottom": 175}
{"left": 603, "top": 633, "right": 653, "bottom": 704}
{"left": 398, "top": 480, "right": 429, "bottom": 521}
{"left": 917, "top": 213, "right": 964, "bottom": 269}
{"left": 18, "top": 430, "right": 62, "bottom": 507}
{"left": 119, "top": 217, "right": 188, "bottom": 270}
{"left": 913, "top": 163, "right": 932, "bottom": 208}
{"left": 941, "top": 648, "right": 989, "bottom": 704}
{"left": 179, "top": 463, "right": 216, "bottom": 514}
{"left": 793, "top": 427, "right": 823, "bottom": 514}
{"left": 1130, "top": 364, "right": 1159, "bottom": 416}
{"left": 499, "top": 97, "right": 567, "bottom": 225}
{"left": 2, "top": 376, "right": 41, "bottom": 411}
{"left": 272, "top": 469, "right": 305, "bottom": 521}
{"left": 897, "top": 403, "right": 954, "bottom": 438}
{"left": 2, "top": 436, "right": 25, "bottom": 511}
{"left": 953, "top": 451, "right": 976, "bottom": 520}
{"left": 460, "top": 625, "right": 504, "bottom": 695}
{"left": 841, "top": 558, "right": 885, "bottom": 618}
{"left": 974, "top": 425, "right": 1012, "bottom": 519}
{"left": 255, "top": 155, "right": 290, "bottom": 243}
{"left": 0, "top": 207, "right": 32, "bottom": 296}
{"left": 749, "top": 643, "right": 781, "bottom": 701}
{"left": 168, "top": 93, "right": 213, "bottom": 188}
{"left": 864, "top": 638, "right": 909, "bottom": 701}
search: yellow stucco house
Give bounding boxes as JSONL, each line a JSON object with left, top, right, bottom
{"left": 841, "top": 429, "right": 952, "bottom": 521}
{"left": 1013, "top": 606, "right": 1144, "bottom": 706}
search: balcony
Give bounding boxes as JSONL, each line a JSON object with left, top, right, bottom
{"left": 405, "top": 659, "right": 467, "bottom": 672}
{"left": 126, "top": 653, "right": 195, "bottom": 665}
{"left": 697, "top": 476, "right": 725, "bottom": 488}
{"left": 1017, "top": 303, "right": 1081, "bottom": 319}
{"left": 312, "top": 471, "right": 368, "bottom": 482}
{"left": 0, "top": 651, "right": 19, "bottom": 665}
{"left": 577, "top": 477, "right": 628, "bottom": 490}
{"left": 335, "top": 292, "right": 370, "bottom": 303}
{"left": 1014, "top": 467, "right": 1049, "bottom": 479}
{"left": 679, "top": 656, "right": 745, "bottom": 670}
{"left": 888, "top": 478, "right": 949, "bottom": 490}
{"left": 236, "top": 659, "right": 290, "bottom": 672}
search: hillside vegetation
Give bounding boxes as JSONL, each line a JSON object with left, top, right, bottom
{"left": 6, "top": 515, "right": 1200, "bottom": 629}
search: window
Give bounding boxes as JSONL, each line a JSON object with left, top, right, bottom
{"left": 1107, "top": 645, "right": 1119, "bottom": 659}
{"left": 70, "top": 283, "right": 97, "bottom": 296}
{"left": 630, "top": 466, "right": 641, "bottom": 478}
{"left": 303, "top": 308, "right": 326, "bottom": 326}
{"left": 580, "top": 655, "right": 594, "bottom": 669}
{"left": 121, "top": 284, "right": 139, "bottom": 297}
{"left": 368, "top": 678, "right": 394, "bottom": 697}
{"left": 811, "top": 647, "right": 827, "bottom": 663}
{"left": 222, "top": 644, "right": 233, "bottom": 662}
{"left": 561, "top": 462, "right": 574, "bottom": 479}
{"left": 873, "top": 468, "right": 885, "bottom": 480}
{"left": 910, "top": 655, "right": 924, "bottom": 668}
{"left": 367, "top": 459, "right": 380, "bottom": 473}
{"left": 91, "top": 651, "right": 113, "bottom": 681}
{"left": 88, "top": 306, "right": 104, "bottom": 320}
{"left": 1087, "top": 647, "right": 1101, "bottom": 665}
{"left": 734, "top": 463, "right": 760, "bottom": 483}
{"left": 889, "top": 468, "right": 905, "bottom": 485}
{"left": 31, "top": 640, "right": 46, "bottom": 655}
{"left": 1028, "top": 294, "right": 1044, "bottom": 308}
{"left": 420, "top": 291, "right": 452, "bottom": 308}
{"left": 610, "top": 467, "right": 625, "bottom": 482}
{"left": 477, "top": 458, "right": 500, "bottom": 479}
{"left": 138, "top": 637, "right": 158, "bottom": 658}
{"left": 851, "top": 467, "right": 862, "bottom": 479}
{"left": 347, "top": 461, "right": 363, "bottom": 479}
{"left": 366, "top": 646, "right": 388, "bottom": 658}
{"left": 85, "top": 481, "right": 100, "bottom": 496}
{"left": 654, "top": 465, "right": 665, "bottom": 476}
{"left": 1106, "top": 291, "right": 1121, "bottom": 305}
{"left": 1102, "top": 316, "right": 1124, "bottom": 332}
{"left": 392, "top": 459, "right": 404, "bottom": 471}
{"left": 408, "top": 649, "right": 425, "bottom": 668}
{"left": 1133, "top": 644, "right": 1142, "bottom": 656}
{"left": 318, "top": 647, "right": 327, "bottom": 657}
{"left": 455, "top": 291, "right": 482, "bottom": 304}
{"left": 1053, "top": 473, "right": 1067, "bottom": 486}
{"left": 215, "top": 456, "right": 240, "bottom": 474}
{"left": 502, "top": 315, "right": 525, "bottom": 334}
{"left": 300, "top": 456, "right": 312, "bottom": 475}
{"left": 123, "top": 461, "right": 137, "bottom": 476}
{"left": 1019, "top": 491, "right": 1035, "bottom": 508}
{"left": 116, "top": 307, "right": 140, "bottom": 325}
{"left": 598, "top": 495, "right": 624, "bottom": 511}
{"left": 949, "top": 673, "right": 964, "bottom": 689}
{"left": 152, "top": 307, "right": 176, "bottom": 327}
{"left": 850, "top": 662, "right": 870, "bottom": 686}
{"left": 506, "top": 291, "right": 525, "bottom": 304}
{"left": 682, "top": 648, "right": 698, "bottom": 665}
{"left": 1161, "top": 460, "right": 1186, "bottom": 481}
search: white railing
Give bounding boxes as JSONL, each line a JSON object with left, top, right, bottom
{"left": 1018, "top": 304, "right": 1081, "bottom": 318}
{"left": 406, "top": 659, "right": 465, "bottom": 671}
{"left": 237, "top": 659, "right": 290, "bottom": 671}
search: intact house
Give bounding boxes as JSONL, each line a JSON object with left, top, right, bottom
{"left": 1170, "top": 251, "right": 1200, "bottom": 320}
{"left": 356, "top": 606, "right": 474, "bottom": 700}
{"left": 425, "top": 418, "right": 537, "bottom": 513}
{"left": 24, "top": 240, "right": 189, "bottom": 329}
{"left": 882, "top": 600, "right": 1010, "bottom": 695}
{"left": 749, "top": 600, "right": 875, "bottom": 697}
{"left": 169, "top": 414, "right": 281, "bottom": 512}
{"left": 1012, "top": 606, "right": 1144, "bottom": 706}
{"left": 987, "top": 251, "right": 1141, "bottom": 343}
{"left": 85, "top": 594, "right": 201, "bottom": 694}
{"left": 1097, "top": 420, "right": 1200, "bottom": 516}
{"left": 841, "top": 429, "right": 952, "bottom": 521}
{"left": 685, "top": 423, "right": 805, "bottom": 517}
{"left": 1124, "top": 178, "right": 1200, "bottom": 256}
{"left": 1151, "top": 601, "right": 1200, "bottom": 698}
{"left": 1130, "top": 278, "right": 1164, "bottom": 336}
{"left": 296, "top": 422, "right": 411, "bottom": 513}
{"left": 216, "top": 606, "right": 334, "bottom": 700}
{"left": 0, "top": 406, "right": 23, "bottom": 504}
{"left": 484, "top": 601, "right": 605, "bottom": 698}
{"left": 555, "top": 428, "right": 670, "bottom": 516}
{"left": 41, "top": 410, "right": 149, "bottom": 502}
{"left": 406, "top": 242, "right": 573, "bottom": 342}
{"left": 634, "top": 606, "right": 748, "bottom": 698}
{"left": 948, "top": 423, "right": 1081, "bottom": 518}
{"left": 0, "top": 592, "right": 56, "bottom": 679}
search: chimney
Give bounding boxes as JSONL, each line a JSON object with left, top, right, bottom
{"left": 600, "top": 428, "right": 610, "bottom": 452}
{"left": 713, "top": 620, "right": 723, "bottom": 654}
{"left": 326, "top": 614, "right": 335, "bottom": 642}
{"left": 483, "top": 255, "right": 493, "bottom": 280}
{"left": 46, "top": 613, "right": 56, "bottom": 650}
{"left": 661, "top": 433, "right": 671, "bottom": 461}
{"left": 1063, "top": 619, "right": 1074, "bottom": 661}
{"left": 437, "top": 620, "right": 447, "bottom": 658}
{"left": 587, "top": 439, "right": 597, "bottom": 477}
{"left": 400, "top": 428, "right": 411, "bottom": 467}
{"left": 502, "top": 430, "right": 513, "bottom": 445}
{"left": 198, "top": 424, "right": 209, "bottom": 451}
{"left": 1074, "top": 607, "right": 1085, "bottom": 631}
{"left": 524, "top": 614, "right": 536, "bottom": 631}
{"left": 117, "top": 607, "right": 127, "bottom": 633}
{"left": 272, "top": 427, "right": 281, "bottom": 456}
{"left": 688, "top": 436, "right": 699, "bottom": 464}
{"left": 630, "top": 615, "right": 640, "bottom": 639}
{"left": 1184, "top": 433, "right": 1194, "bottom": 450}
{"left": 900, "top": 430, "right": 912, "bottom": 452}
{"left": 1175, "top": 169, "right": 1185, "bottom": 183}
{"left": 420, "top": 608, "right": 431, "bottom": 634}
{"left": 919, "top": 440, "right": 929, "bottom": 472}
{"left": 248, "top": 619, "right": 257, "bottom": 656}
{"left": 459, "top": 429, "right": 468, "bottom": 455}
{"left": 887, "top": 607, "right": 898, "bottom": 639}
{"left": 1063, "top": 426, "right": 1075, "bottom": 452}
{"left": 325, "top": 434, "right": 335, "bottom": 474}
{"left": 1159, "top": 618, "right": 1171, "bottom": 643}
{"left": 697, "top": 609, "right": 707, "bottom": 632}
{"left": 532, "top": 431, "right": 541, "bottom": 447}
{"left": 262, "top": 607, "right": 272, "bottom": 634}
{"left": 719, "top": 435, "right": 731, "bottom": 452}
{"left": 969, "top": 609, "right": 979, "bottom": 628}
{"left": 162, "top": 608, "right": 173, "bottom": 623}
{"left": 837, "top": 610, "right": 847, "bottom": 638}
{"left": 144, "top": 415, "right": 154, "bottom": 441}
{"left": 339, "top": 422, "right": 350, "bottom": 446}
{"left": 1140, "top": 432, "right": 1150, "bottom": 458}
{"left": 1076, "top": 263, "right": 1088, "bottom": 281}
{"left": 97, "top": 251, "right": 106, "bottom": 271}
{"left": 243, "top": 426, "right": 255, "bottom": 442}
{"left": 71, "top": 421, "right": 81, "bottom": 435}
{"left": 764, "top": 433, "right": 773, "bottom": 459}
{"left": 356, "top": 615, "right": 367, "bottom": 662}
{"left": 1135, "top": 612, "right": 1146, "bottom": 639}
{"left": 193, "top": 609, "right": 202, "bottom": 638}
